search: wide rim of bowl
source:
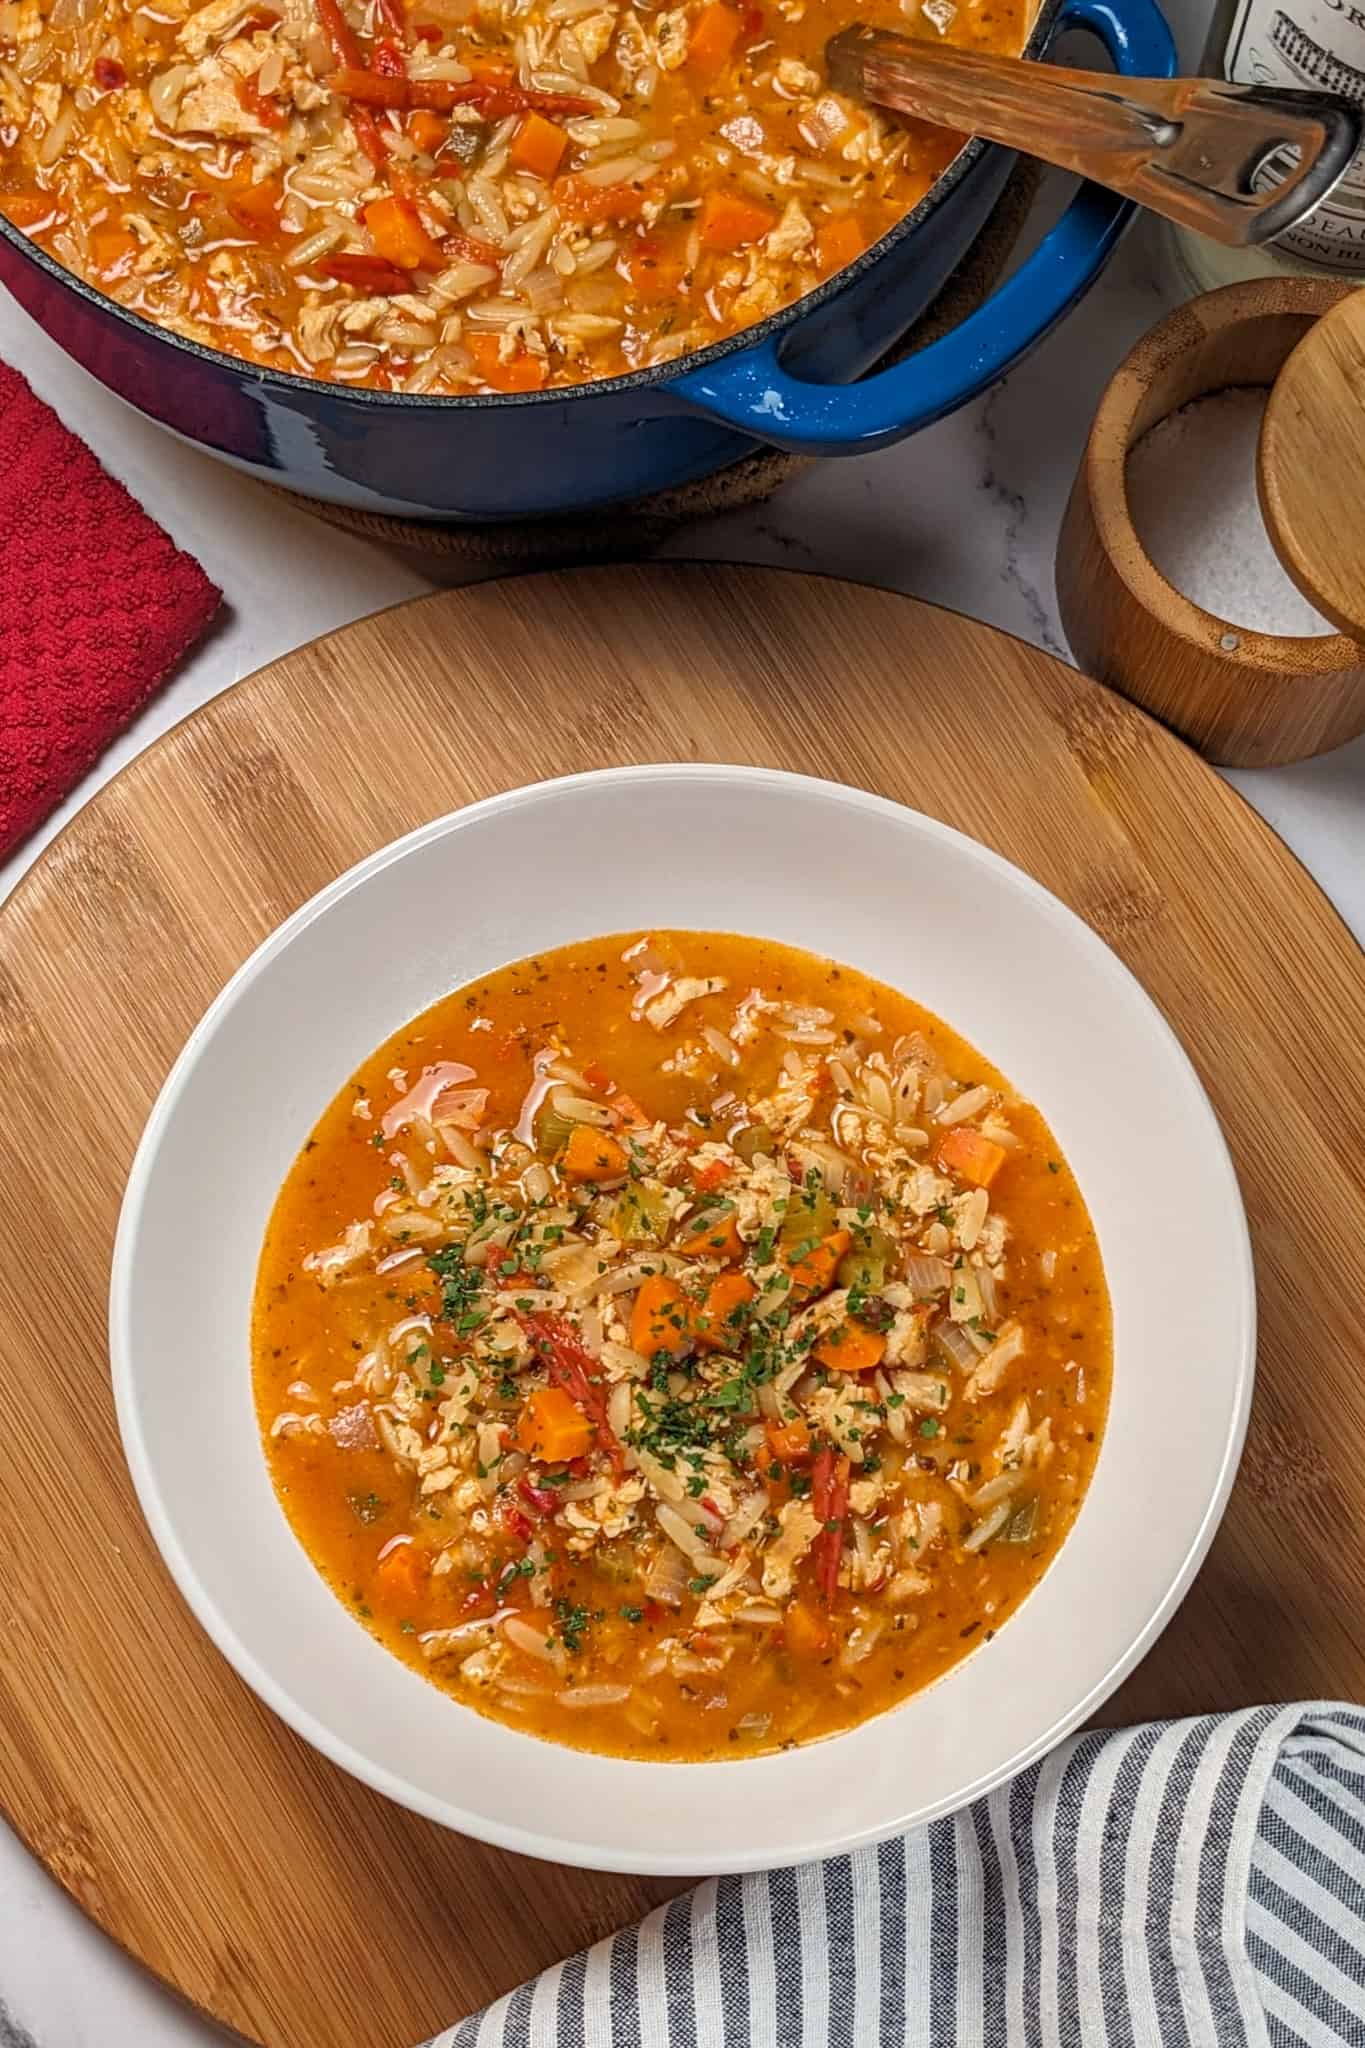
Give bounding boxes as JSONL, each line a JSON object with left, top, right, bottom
{"left": 0, "top": 0, "right": 1062, "bottom": 415}
{"left": 110, "top": 763, "right": 1256, "bottom": 1873}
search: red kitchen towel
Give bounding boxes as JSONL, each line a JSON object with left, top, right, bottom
{"left": 0, "top": 363, "right": 222, "bottom": 862}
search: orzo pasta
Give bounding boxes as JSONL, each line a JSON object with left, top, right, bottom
{"left": 0, "top": 0, "right": 1027, "bottom": 392}
{"left": 254, "top": 932, "right": 1110, "bottom": 1759}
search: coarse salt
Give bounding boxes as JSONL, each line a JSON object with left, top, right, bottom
{"left": 1125, "top": 387, "right": 1337, "bottom": 638}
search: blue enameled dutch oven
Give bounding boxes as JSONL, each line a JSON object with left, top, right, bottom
{"left": 0, "top": 0, "right": 1173, "bottom": 521}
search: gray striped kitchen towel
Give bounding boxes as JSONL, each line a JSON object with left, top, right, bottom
{"left": 428, "top": 1703, "right": 1365, "bottom": 2047}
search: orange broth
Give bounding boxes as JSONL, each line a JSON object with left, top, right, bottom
{"left": 254, "top": 931, "right": 1109, "bottom": 1758}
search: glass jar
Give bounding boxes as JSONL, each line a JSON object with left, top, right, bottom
{"left": 1169, "top": 0, "right": 1365, "bottom": 291}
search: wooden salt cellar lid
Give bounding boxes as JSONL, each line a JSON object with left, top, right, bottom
{"left": 1259, "top": 290, "right": 1365, "bottom": 644}
{"left": 1056, "top": 277, "right": 1365, "bottom": 768}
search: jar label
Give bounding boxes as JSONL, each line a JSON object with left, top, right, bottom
{"left": 1224, "top": 0, "right": 1365, "bottom": 268}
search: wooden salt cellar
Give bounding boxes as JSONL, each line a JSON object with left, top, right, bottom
{"left": 1056, "top": 277, "right": 1365, "bottom": 768}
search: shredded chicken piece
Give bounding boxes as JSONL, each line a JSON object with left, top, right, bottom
{"left": 642, "top": 975, "right": 729, "bottom": 1030}
{"left": 655, "top": 7, "right": 690, "bottom": 66}
{"left": 174, "top": 52, "right": 269, "bottom": 137}
{"left": 761, "top": 1500, "right": 821, "bottom": 1599}
{"left": 303, "top": 1219, "right": 373, "bottom": 1280}
{"left": 775, "top": 55, "right": 821, "bottom": 93}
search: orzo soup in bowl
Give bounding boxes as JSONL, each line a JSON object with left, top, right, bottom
{"left": 112, "top": 766, "right": 1253, "bottom": 1871}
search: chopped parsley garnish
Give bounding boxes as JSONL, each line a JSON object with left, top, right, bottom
{"left": 428, "top": 1243, "right": 482, "bottom": 1325}
{"left": 553, "top": 1597, "right": 590, "bottom": 1655}
{"left": 918, "top": 1417, "right": 941, "bottom": 1439}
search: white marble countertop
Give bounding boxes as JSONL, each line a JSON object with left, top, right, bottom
{"left": 2, "top": 0, "right": 1363, "bottom": 2031}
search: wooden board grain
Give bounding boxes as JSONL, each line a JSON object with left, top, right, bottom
{"left": 0, "top": 564, "right": 1362, "bottom": 2048}
{"left": 1260, "top": 287, "right": 1365, "bottom": 644}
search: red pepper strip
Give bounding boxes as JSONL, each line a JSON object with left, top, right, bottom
{"left": 408, "top": 77, "right": 596, "bottom": 115}
{"left": 607, "top": 1090, "right": 652, "bottom": 1132}
{"left": 330, "top": 63, "right": 407, "bottom": 105}
{"left": 372, "top": 34, "right": 406, "bottom": 74}
{"left": 503, "top": 1506, "right": 535, "bottom": 1544}
{"left": 93, "top": 55, "right": 127, "bottom": 89}
{"left": 352, "top": 104, "right": 389, "bottom": 169}
{"left": 518, "top": 1312, "right": 626, "bottom": 1476}
{"left": 329, "top": 64, "right": 597, "bottom": 118}
{"left": 236, "top": 73, "right": 284, "bottom": 128}
{"left": 445, "top": 226, "right": 503, "bottom": 267}
{"left": 322, "top": 252, "right": 414, "bottom": 293}
{"left": 316, "top": 0, "right": 364, "bottom": 67}
{"left": 376, "top": 0, "right": 409, "bottom": 39}
{"left": 517, "top": 1475, "right": 559, "bottom": 1518}
{"left": 810, "top": 1446, "right": 850, "bottom": 1603}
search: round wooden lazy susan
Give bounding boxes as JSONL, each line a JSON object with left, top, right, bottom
{"left": 0, "top": 566, "right": 1362, "bottom": 2048}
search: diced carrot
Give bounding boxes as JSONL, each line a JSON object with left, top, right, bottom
{"left": 765, "top": 1415, "right": 813, "bottom": 1465}
{"left": 510, "top": 110, "right": 568, "bottom": 180}
{"left": 2, "top": 192, "right": 56, "bottom": 228}
{"left": 514, "top": 1384, "right": 594, "bottom": 1462}
{"left": 365, "top": 193, "right": 445, "bottom": 271}
{"left": 553, "top": 172, "right": 649, "bottom": 225}
{"left": 814, "top": 1320, "right": 887, "bottom": 1374}
{"left": 783, "top": 1596, "right": 831, "bottom": 1656}
{"left": 691, "top": 1157, "right": 732, "bottom": 1194}
{"left": 815, "top": 214, "right": 864, "bottom": 280}
{"left": 698, "top": 188, "right": 776, "bottom": 251}
{"left": 560, "top": 1124, "right": 631, "bottom": 1181}
{"left": 466, "top": 331, "right": 550, "bottom": 392}
{"left": 786, "top": 1227, "right": 851, "bottom": 1298}
{"left": 227, "top": 174, "right": 284, "bottom": 233}
{"left": 519, "top": 1311, "right": 625, "bottom": 1473}
{"left": 90, "top": 223, "right": 138, "bottom": 275}
{"left": 688, "top": 0, "right": 742, "bottom": 72}
{"left": 675, "top": 1205, "right": 743, "bottom": 1261}
{"left": 936, "top": 1126, "right": 1008, "bottom": 1189}
{"left": 375, "top": 1541, "right": 426, "bottom": 1602}
{"left": 406, "top": 109, "right": 447, "bottom": 154}
{"left": 631, "top": 1275, "right": 693, "bottom": 1361}
{"left": 692, "top": 1271, "right": 755, "bottom": 1351}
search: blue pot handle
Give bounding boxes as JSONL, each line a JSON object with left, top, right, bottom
{"left": 668, "top": 0, "right": 1176, "bottom": 454}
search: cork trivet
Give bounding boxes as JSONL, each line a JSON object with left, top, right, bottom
{"left": 274, "top": 159, "right": 1041, "bottom": 557}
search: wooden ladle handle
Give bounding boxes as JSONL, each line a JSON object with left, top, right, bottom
{"left": 825, "top": 23, "right": 1361, "bottom": 248}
